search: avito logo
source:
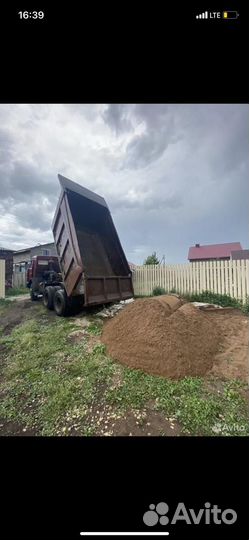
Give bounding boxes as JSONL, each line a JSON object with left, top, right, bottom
{"left": 143, "top": 502, "right": 237, "bottom": 526}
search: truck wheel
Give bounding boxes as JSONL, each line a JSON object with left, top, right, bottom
{"left": 54, "top": 289, "right": 69, "bottom": 316}
{"left": 30, "top": 288, "right": 38, "bottom": 301}
{"left": 43, "top": 286, "right": 55, "bottom": 310}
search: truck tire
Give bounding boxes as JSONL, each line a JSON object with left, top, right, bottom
{"left": 54, "top": 289, "right": 69, "bottom": 317}
{"left": 43, "top": 286, "right": 55, "bottom": 310}
{"left": 30, "top": 288, "right": 38, "bottom": 301}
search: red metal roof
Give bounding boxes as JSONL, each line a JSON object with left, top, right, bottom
{"left": 188, "top": 242, "right": 242, "bottom": 260}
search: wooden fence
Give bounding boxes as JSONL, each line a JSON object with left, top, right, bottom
{"left": 0, "top": 260, "right": 5, "bottom": 298}
{"left": 132, "top": 260, "right": 249, "bottom": 303}
{"left": 12, "top": 272, "right": 27, "bottom": 288}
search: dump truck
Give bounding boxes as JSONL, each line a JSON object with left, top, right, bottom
{"left": 28, "top": 175, "right": 134, "bottom": 316}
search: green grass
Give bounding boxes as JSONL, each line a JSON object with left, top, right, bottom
{"left": 87, "top": 320, "right": 103, "bottom": 336}
{"left": 6, "top": 286, "right": 28, "bottom": 297}
{"left": 182, "top": 290, "right": 243, "bottom": 308}
{"left": 0, "top": 298, "right": 12, "bottom": 308}
{"left": 182, "top": 291, "right": 249, "bottom": 314}
{"left": 0, "top": 317, "right": 115, "bottom": 435}
{"left": 0, "top": 304, "right": 248, "bottom": 436}
{"left": 104, "top": 369, "right": 248, "bottom": 435}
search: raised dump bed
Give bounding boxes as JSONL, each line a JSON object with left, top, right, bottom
{"left": 52, "top": 174, "right": 134, "bottom": 307}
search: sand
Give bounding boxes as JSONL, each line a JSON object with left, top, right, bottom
{"left": 102, "top": 296, "right": 218, "bottom": 378}
{"left": 101, "top": 295, "right": 249, "bottom": 381}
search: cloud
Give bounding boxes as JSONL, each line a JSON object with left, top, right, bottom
{"left": 102, "top": 104, "right": 134, "bottom": 135}
{"left": 103, "top": 104, "right": 183, "bottom": 168}
{"left": 0, "top": 103, "right": 248, "bottom": 262}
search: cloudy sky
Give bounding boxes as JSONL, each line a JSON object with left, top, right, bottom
{"left": 0, "top": 104, "right": 248, "bottom": 263}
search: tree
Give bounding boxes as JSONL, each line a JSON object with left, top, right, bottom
{"left": 143, "top": 252, "right": 160, "bottom": 265}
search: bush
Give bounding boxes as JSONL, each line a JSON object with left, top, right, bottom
{"left": 152, "top": 286, "right": 166, "bottom": 296}
{"left": 241, "top": 296, "right": 249, "bottom": 314}
{"left": 182, "top": 290, "right": 243, "bottom": 309}
{"left": 139, "top": 288, "right": 249, "bottom": 313}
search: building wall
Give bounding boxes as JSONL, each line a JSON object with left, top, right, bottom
{"left": 12, "top": 250, "right": 31, "bottom": 287}
{"left": 0, "top": 260, "right": 5, "bottom": 298}
{"left": 13, "top": 243, "right": 57, "bottom": 265}
{"left": 13, "top": 250, "right": 31, "bottom": 265}
{"left": 31, "top": 242, "right": 56, "bottom": 258}
{"left": 13, "top": 272, "right": 27, "bottom": 288}
{"left": 0, "top": 249, "right": 13, "bottom": 283}
{"left": 231, "top": 250, "right": 249, "bottom": 261}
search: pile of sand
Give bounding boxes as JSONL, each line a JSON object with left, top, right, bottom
{"left": 101, "top": 295, "right": 223, "bottom": 379}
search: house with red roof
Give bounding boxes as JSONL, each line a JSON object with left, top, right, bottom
{"left": 188, "top": 242, "right": 243, "bottom": 262}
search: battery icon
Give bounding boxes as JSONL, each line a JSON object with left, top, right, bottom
{"left": 222, "top": 11, "right": 239, "bottom": 19}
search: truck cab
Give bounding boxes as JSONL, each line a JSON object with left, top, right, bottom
{"left": 27, "top": 255, "right": 62, "bottom": 300}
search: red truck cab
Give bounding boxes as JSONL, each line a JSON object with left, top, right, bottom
{"left": 27, "top": 256, "right": 61, "bottom": 300}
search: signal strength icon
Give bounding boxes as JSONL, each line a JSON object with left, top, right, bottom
{"left": 196, "top": 11, "right": 208, "bottom": 19}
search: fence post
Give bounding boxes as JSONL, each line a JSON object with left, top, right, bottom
{"left": 176, "top": 264, "right": 179, "bottom": 292}
{"left": 179, "top": 263, "right": 183, "bottom": 293}
{"left": 236, "top": 260, "right": 242, "bottom": 300}
{"left": 202, "top": 261, "right": 205, "bottom": 292}
{"left": 224, "top": 260, "right": 229, "bottom": 296}
{"left": 198, "top": 261, "right": 201, "bottom": 293}
{"left": 184, "top": 264, "right": 188, "bottom": 294}
{"left": 207, "top": 260, "right": 210, "bottom": 291}
{"left": 193, "top": 262, "right": 196, "bottom": 293}
{"left": 246, "top": 260, "right": 249, "bottom": 300}
{"left": 241, "top": 260, "right": 246, "bottom": 303}
{"left": 229, "top": 260, "right": 232, "bottom": 297}
{"left": 197, "top": 262, "right": 199, "bottom": 293}
{"left": 0, "top": 260, "right": 5, "bottom": 298}
{"left": 153, "top": 264, "right": 156, "bottom": 291}
{"left": 192, "top": 262, "right": 195, "bottom": 293}
{"left": 217, "top": 261, "right": 221, "bottom": 294}
{"left": 232, "top": 260, "right": 237, "bottom": 298}
{"left": 220, "top": 261, "right": 224, "bottom": 295}
{"left": 147, "top": 265, "right": 150, "bottom": 295}
{"left": 189, "top": 263, "right": 192, "bottom": 294}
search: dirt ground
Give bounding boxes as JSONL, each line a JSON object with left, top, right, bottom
{"left": 1, "top": 299, "right": 34, "bottom": 335}
{"left": 0, "top": 410, "right": 183, "bottom": 437}
{"left": 206, "top": 310, "right": 249, "bottom": 382}
{"left": 2, "top": 295, "right": 59, "bottom": 329}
